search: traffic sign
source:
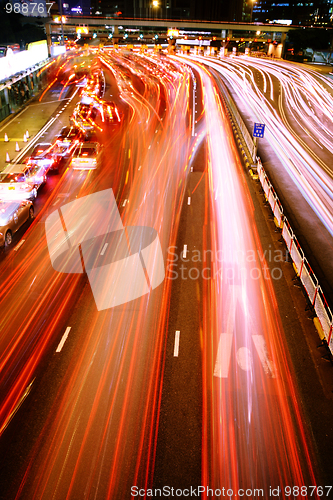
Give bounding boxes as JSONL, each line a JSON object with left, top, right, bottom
{"left": 253, "top": 123, "right": 265, "bottom": 138}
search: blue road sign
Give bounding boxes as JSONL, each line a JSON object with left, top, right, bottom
{"left": 253, "top": 123, "right": 265, "bottom": 138}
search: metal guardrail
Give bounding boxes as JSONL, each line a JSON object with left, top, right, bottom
{"left": 220, "top": 82, "right": 256, "bottom": 161}
{"left": 214, "top": 69, "right": 333, "bottom": 355}
{"left": 257, "top": 159, "right": 333, "bottom": 354}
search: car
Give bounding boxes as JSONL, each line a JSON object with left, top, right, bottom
{"left": 70, "top": 142, "right": 102, "bottom": 170}
{"left": 23, "top": 162, "right": 48, "bottom": 189}
{"left": 55, "top": 126, "right": 82, "bottom": 148}
{"left": 70, "top": 102, "right": 98, "bottom": 134}
{"left": 53, "top": 127, "right": 82, "bottom": 166}
{"left": 0, "top": 200, "right": 34, "bottom": 247}
{"left": 0, "top": 46, "right": 9, "bottom": 58}
{"left": 102, "top": 101, "right": 121, "bottom": 124}
{"left": 0, "top": 164, "right": 37, "bottom": 200}
{"left": 3, "top": 161, "right": 47, "bottom": 190}
{"left": 7, "top": 43, "right": 20, "bottom": 53}
{"left": 26, "top": 143, "right": 58, "bottom": 172}
{"left": 51, "top": 143, "right": 75, "bottom": 170}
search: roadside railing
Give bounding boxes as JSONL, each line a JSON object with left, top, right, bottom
{"left": 257, "top": 158, "right": 333, "bottom": 354}
{"left": 220, "top": 80, "right": 256, "bottom": 160}
{"left": 212, "top": 65, "right": 333, "bottom": 356}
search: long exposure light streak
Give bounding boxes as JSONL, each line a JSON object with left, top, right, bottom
{"left": 0, "top": 52, "right": 194, "bottom": 500}
{"left": 194, "top": 55, "right": 333, "bottom": 237}
{"left": 179, "top": 56, "right": 319, "bottom": 498}
{"left": 0, "top": 48, "right": 324, "bottom": 500}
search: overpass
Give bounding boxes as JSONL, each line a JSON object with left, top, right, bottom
{"left": 46, "top": 16, "right": 296, "bottom": 47}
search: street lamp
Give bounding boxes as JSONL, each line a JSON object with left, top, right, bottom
{"left": 58, "top": 0, "right": 65, "bottom": 45}
{"left": 152, "top": 0, "right": 158, "bottom": 19}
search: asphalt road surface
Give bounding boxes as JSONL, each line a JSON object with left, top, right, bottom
{"left": 0, "top": 50, "right": 332, "bottom": 500}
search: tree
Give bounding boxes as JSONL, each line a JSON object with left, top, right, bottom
{"left": 287, "top": 28, "right": 331, "bottom": 53}
{"left": 0, "top": 11, "right": 46, "bottom": 47}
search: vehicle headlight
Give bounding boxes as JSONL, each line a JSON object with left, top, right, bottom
{"left": 20, "top": 183, "right": 32, "bottom": 191}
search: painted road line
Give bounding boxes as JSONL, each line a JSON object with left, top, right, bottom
{"left": 56, "top": 327, "right": 71, "bottom": 353}
{"left": 14, "top": 239, "right": 25, "bottom": 252}
{"left": 0, "top": 107, "right": 29, "bottom": 134}
{"left": 29, "top": 98, "right": 71, "bottom": 106}
{"left": 214, "top": 333, "right": 233, "bottom": 378}
{"left": 100, "top": 243, "right": 108, "bottom": 256}
{"left": 174, "top": 331, "right": 180, "bottom": 357}
{"left": 0, "top": 378, "right": 35, "bottom": 436}
{"left": 14, "top": 87, "right": 79, "bottom": 163}
{"left": 188, "top": 197, "right": 191, "bottom": 205}
{"left": 2, "top": 89, "right": 77, "bottom": 152}
{"left": 252, "top": 335, "right": 276, "bottom": 378}
{"left": 183, "top": 244, "right": 187, "bottom": 259}
{"left": 14, "top": 116, "right": 57, "bottom": 163}
{"left": 192, "top": 74, "right": 196, "bottom": 137}
{"left": 0, "top": 138, "right": 28, "bottom": 142}
{"left": 29, "top": 275, "right": 37, "bottom": 289}
{"left": 53, "top": 193, "right": 68, "bottom": 205}
{"left": 236, "top": 347, "right": 253, "bottom": 372}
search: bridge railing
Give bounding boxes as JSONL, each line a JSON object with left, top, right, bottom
{"left": 213, "top": 66, "right": 333, "bottom": 355}
{"left": 256, "top": 158, "right": 333, "bottom": 354}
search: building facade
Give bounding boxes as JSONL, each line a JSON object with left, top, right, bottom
{"left": 252, "top": 0, "right": 333, "bottom": 26}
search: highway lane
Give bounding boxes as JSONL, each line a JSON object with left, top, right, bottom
{"left": 0, "top": 52, "right": 194, "bottom": 499}
{"left": 0, "top": 54, "right": 125, "bottom": 434}
{"left": 194, "top": 56, "right": 333, "bottom": 233}
{"left": 153, "top": 65, "right": 207, "bottom": 490}
{"left": 193, "top": 55, "right": 333, "bottom": 306}
{"left": 0, "top": 49, "right": 330, "bottom": 500}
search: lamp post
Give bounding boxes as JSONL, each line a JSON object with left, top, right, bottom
{"left": 58, "top": 0, "right": 65, "bottom": 45}
{"left": 152, "top": 0, "right": 158, "bottom": 19}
